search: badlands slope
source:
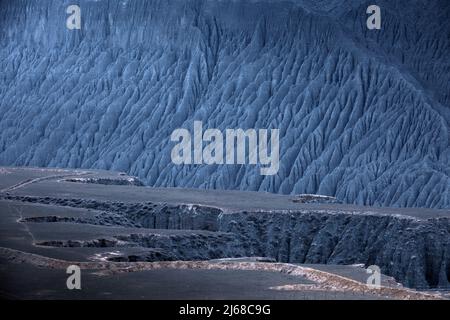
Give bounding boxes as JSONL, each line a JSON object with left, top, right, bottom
{"left": 0, "top": 0, "right": 448, "bottom": 208}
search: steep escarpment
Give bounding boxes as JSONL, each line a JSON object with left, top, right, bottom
{"left": 0, "top": 0, "right": 449, "bottom": 208}
{"left": 219, "top": 211, "right": 450, "bottom": 289}
{"left": 7, "top": 194, "right": 449, "bottom": 289}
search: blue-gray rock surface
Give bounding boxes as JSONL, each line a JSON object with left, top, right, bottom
{"left": 0, "top": 0, "right": 449, "bottom": 208}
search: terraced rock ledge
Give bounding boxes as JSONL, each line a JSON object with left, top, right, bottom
{"left": 0, "top": 247, "right": 442, "bottom": 300}
{"left": 2, "top": 193, "right": 449, "bottom": 289}
{"left": 0, "top": 168, "right": 448, "bottom": 299}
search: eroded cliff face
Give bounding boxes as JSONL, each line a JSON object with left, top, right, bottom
{"left": 0, "top": 0, "right": 449, "bottom": 208}
{"left": 115, "top": 205, "right": 450, "bottom": 289}
{"left": 6, "top": 194, "right": 449, "bottom": 289}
